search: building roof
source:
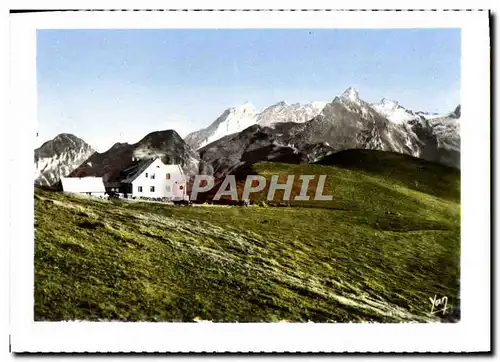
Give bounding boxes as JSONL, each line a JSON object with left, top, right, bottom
{"left": 120, "top": 158, "right": 156, "bottom": 183}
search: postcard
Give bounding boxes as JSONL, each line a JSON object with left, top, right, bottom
{"left": 8, "top": 7, "right": 490, "bottom": 353}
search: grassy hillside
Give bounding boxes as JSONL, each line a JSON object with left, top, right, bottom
{"left": 315, "top": 149, "right": 460, "bottom": 201}
{"left": 34, "top": 152, "right": 460, "bottom": 322}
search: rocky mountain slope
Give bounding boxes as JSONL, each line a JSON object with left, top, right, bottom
{"left": 185, "top": 100, "right": 327, "bottom": 150}
{"left": 256, "top": 101, "right": 328, "bottom": 128}
{"left": 69, "top": 130, "right": 212, "bottom": 184}
{"left": 371, "top": 98, "right": 422, "bottom": 124}
{"left": 35, "top": 88, "right": 460, "bottom": 187}
{"left": 406, "top": 107, "right": 460, "bottom": 169}
{"left": 198, "top": 87, "right": 460, "bottom": 178}
{"left": 184, "top": 103, "right": 258, "bottom": 150}
{"left": 34, "top": 134, "right": 95, "bottom": 186}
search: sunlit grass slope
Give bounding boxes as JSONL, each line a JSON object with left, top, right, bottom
{"left": 35, "top": 150, "right": 460, "bottom": 322}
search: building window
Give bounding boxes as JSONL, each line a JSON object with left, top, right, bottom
{"left": 166, "top": 173, "right": 171, "bottom": 180}
{"left": 166, "top": 186, "right": 171, "bottom": 192}
{"left": 138, "top": 186, "right": 143, "bottom": 193}
{"left": 145, "top": 173, "right": 148, "bottom": 177}
{"left": 150, "top": 186, "right": 155, "bottom": 192}
{"left": 151, "top": 174, "right": 155, "bottom": 179}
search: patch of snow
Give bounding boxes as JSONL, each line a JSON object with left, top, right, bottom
{"left": 34, "top": 144, "right": 94, "bottom": 186}
{"left": 418, "top": 112, "right": 448, "bottom": 120}
{"left": 371, "top": 98, "right": 420, "bottom": 125}
{"left": 386, "top": 130, "right": 402, "bottom": 153}
{"left": 256, "top": 101, "right": 326, "bottom": 128}
{"left": 428, "top": 117, "right": 460, "bottom": 151}
{"left": 195, "top": 103, "right": 258, "bottom": 149}
{"left": 341, "top": 87, "right": 361, "bottom": 103}
{"left": 189, "top": 100, "right": 328, "bottom": 149}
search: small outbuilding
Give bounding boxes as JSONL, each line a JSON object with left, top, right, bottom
{"left": 60, "top": 176, "right": 106, "bottom": 197}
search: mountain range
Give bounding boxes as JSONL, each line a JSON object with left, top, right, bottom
{"left": 34, "top": 87, "right": 460, "bottom": 187}
{"left": 184, "top": 100, "right": 328, "bottom": 150}
{"left": 197, "top": 87, "right": 460, "bottom": 178}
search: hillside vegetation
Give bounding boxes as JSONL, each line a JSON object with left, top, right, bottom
{"left": 35, "top": 150, "right": 460, "bottom": 322}
{"left": 315, "top": 149, "right": 460, "bottom": 201}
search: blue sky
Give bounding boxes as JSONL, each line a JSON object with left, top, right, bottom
{"left": 37, "top": 29, "right": 460, "bottom": 152}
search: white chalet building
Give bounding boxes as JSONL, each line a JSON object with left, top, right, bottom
{"left": 118, "top": 158, "right": 188, "bottom": 200}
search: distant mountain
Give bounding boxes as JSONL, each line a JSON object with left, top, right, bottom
{"left": 284, "top": 87, "right": 422, "bottom": 156}
{"left": 450, "top": 105, "right": 461, "bottom": 118}
{"left": 34, "top": 133, "right": 95, "bottom": 186}
{"left": 69, "top": 130, "right": 213, "bottom": 185}
{"left": 185, "top": 100, "right": 327, "bottom": 150}
{"left": 407, "top": 111, "right": 460, "bottom": 169}
{"left": 37, "top": 87, "right": 460, "bottom": 187}
{"left": 199, "top": 124, "right": 332, "bottom": 179}
{"left": 184, "top": 103, "right": 258, "bottom": 150}
{"left": 256, "top": 101, "right": 327, "bottom": 128}
{"left": 371, "top": 98, "right": 421, "bottom": 124}
{"left": 198, "top": 87, "right": 461, "bottom": 178}
{"left": 371, "top": 97, "right": 454, "bottom": 124}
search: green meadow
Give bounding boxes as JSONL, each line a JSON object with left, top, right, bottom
{"left": 34, "top": 151, "right": 460, "bottom": 322}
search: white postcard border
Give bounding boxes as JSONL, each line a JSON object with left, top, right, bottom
{"left": 8, "top": 9, "right": 490, "bottom": 353}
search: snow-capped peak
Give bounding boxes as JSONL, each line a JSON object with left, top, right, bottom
{"left": 230, "top": 102, "right": 257, "bottom": 116}
{"left": 341, "top": 87, "right": 361, "bottom": 102}
{"left": 371, "top": 98, "right": 418, "bottom": 125}
{"left": 185, "top": 99, "right": 327, "bottom": 149}
{"left": 184, "top": 102, "right": 258, "bottom": 149}
{"left": 380, "top": 98, "right": 400, "bottom": 109}
{"left": 34, "top": 133, "right": 95, "bottom": 186}
{"left": 256, "top": 101, "right": 326, "bottom": 128}
{"left": 274, "top": 101, "right": 289, "bottom": 107}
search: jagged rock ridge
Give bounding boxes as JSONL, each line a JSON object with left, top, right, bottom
{"left": 68, "top": 130, "right": 213, "bottom": 185}
{"left": 185, "top": 100, "right": 327, "bottom": 150}
{"left": 198, "top": 87, "right": 460, "bottom": 178}
{"left": 34, "top": 133, "right": 95, "bottom": 186}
